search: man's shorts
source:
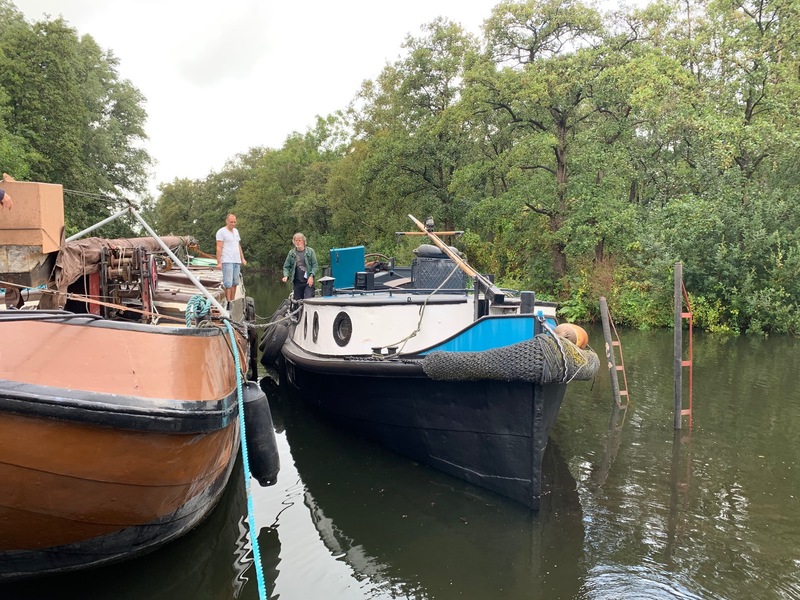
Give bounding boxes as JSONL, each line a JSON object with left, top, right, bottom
{"left": 221, "top": 263, "right": 241, "bottom": 289}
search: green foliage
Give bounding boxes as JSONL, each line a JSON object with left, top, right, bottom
{"left": 12, "top": 0, "right": 800, "bottom": 335}
{"left": 0, "top": 7, "right": 151, "bottom": 233}
{"left": 690, "top": 294, "right": 739, "bottom": 334}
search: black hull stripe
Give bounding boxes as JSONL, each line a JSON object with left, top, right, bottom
{"left": 0, "top": 379, "right": 237, "bottom": 433}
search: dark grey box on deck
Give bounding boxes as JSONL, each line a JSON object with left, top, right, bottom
{"left": 355, "top": 271, "right": 374, "bottom": 290}
{"left": 411, "top": 257, "right": 465, "bottom": 290}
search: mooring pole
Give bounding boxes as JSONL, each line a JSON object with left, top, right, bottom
{"left": 674, "top": 262, "right": 683, "bottom": 430}
{"left": 600, "top": 297, "right": 622, "bottom": 406}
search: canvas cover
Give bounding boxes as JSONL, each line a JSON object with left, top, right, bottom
{"left": 54, "top": 235, "right": 194, "bottom": 294}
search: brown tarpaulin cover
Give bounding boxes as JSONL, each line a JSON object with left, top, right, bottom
{"left": 53, "top": 236, "right": 194, "bottom": 300}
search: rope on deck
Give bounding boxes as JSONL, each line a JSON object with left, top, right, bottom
{"left": 185, "top": 295, "right": 212, "bottom": 327}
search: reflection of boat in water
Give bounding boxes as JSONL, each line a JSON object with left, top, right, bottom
{"left": 0, "top": 458, "right": 277, "bottom": 600}
{"left": 0, "top": 180, "right": 278, "bottom": 580}
{"left": 275, "top": 217, "right": 598, "bottom": 510}
{"left": 276, "top": 392, "right": 586, "bottom": 599}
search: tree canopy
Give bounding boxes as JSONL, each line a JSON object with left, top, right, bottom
{"left": 0, "top": 0, "right": 151, "bottom": 236}
{"left": 7, "top": 0, "right": 800, "bottom": 334}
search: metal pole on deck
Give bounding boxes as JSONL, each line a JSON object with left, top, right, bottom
{"left": 674, "top": 262, "right": 683, "bottom": 430}
{"left": 128, "top": 207, "right": 229, "bottom": 318}
{"left": 66, "top": 208, "right": 130, "bottom": 242}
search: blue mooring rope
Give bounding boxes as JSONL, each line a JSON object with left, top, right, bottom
{"left": 224, "top": 319, "right": 269, "bottom": 600}
{"left": 185, "top": 295, "right": 212, "bottom": 327}
{"left": 185, "top": 295, "right": 267, "bottom": 599}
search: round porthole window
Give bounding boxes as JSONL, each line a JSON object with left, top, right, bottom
{"left": 312, "top": 312, "right": 319, "bottom": 343}
{"left": 332, "top": 312, "right": 352, "bottom": 347}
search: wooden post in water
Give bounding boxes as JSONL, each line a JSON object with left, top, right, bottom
{"left": 674, "top": 262, "right": 683, "bottom": 430}
{"left": 600, "top": 297, "right": 623, "bottom": 407}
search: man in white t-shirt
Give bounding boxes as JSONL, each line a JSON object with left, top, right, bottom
{"left": 215, "top": 214, "right": 247, "bottom": 304}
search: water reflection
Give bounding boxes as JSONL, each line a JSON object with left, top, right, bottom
{"left": 12, "top": 289, "right": 795, "bottom": 599}
{"left": 0, "top": 457, "right": 265, "bottom": 600}
{"left": 559, "top": 326, "right": 800, "bottom": 600}
{"left": 267, "top": 380, "right": 587, "bottom": 599}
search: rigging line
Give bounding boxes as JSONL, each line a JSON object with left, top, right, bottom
{"left": 380, "top": 261, "right": 463, "bottom": 358}
{"left": 62, "top": 188, "right": 120, "bottom": 201}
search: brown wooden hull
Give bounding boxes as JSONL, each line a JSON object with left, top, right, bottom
{"left": 0, "top": 316, "right": 242, "bottom": 580}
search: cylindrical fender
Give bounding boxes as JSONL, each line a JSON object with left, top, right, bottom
{"left": 242, "top": 381, "right": 280, "bottom": 487}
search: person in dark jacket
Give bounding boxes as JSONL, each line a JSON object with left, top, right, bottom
{"left": 281, "top": 233, "right": 318, "bottom": 300}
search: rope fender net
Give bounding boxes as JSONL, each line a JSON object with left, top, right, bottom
{"left": 422, "top": 333, "right": 600, "bottom": 384}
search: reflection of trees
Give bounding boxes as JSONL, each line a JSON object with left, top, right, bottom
{"left": 558, "top": 325, "right": 800, "bottom": 597}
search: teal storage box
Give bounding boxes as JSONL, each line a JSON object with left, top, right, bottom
{"left": 330, "top": 246, "right": 365, "bottom": 289}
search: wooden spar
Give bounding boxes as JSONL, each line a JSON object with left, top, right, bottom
{"left": 407, "top": 214, "right": 505, "bottom": 304}
{"left": 395, "top": 231, "right": 464, "bottom": 236}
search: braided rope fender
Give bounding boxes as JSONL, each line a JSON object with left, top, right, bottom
{"left": 422, "top": 333, "right": 600, "bottom": 384}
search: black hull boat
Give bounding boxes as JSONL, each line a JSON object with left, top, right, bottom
{"left": 283, "top": 343, "right": 568, "bottom": 509}
{"left": 271, "top": 216, "right": 598, "bottom": 510}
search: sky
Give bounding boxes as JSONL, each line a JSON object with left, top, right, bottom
{"left": 13, "top": 0, "right": 504, "bottom": 195}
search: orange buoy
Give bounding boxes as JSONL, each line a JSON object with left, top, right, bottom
{"left": 566, "top": 323, "right": 589, "bottom": 348}
{"left": 554, "top": 323, "right": 578, "bottom": 344}
{"left": 554, "top": 323, "right": 589, "bottom": 348}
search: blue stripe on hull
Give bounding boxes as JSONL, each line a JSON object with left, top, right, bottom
{"left": 422, "top": 315, "right": 558, "bottom": 354}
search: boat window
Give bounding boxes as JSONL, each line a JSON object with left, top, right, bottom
{"left": 332, "top": 312, "right": 352, "bottom": 347}
{"left": 312, "top": 312, "right": 319, "bottom": 343}
{"left": 304, "top": 312, "right": 308, "bottom": 339}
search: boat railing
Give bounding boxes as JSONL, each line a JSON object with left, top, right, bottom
{"left": 329, "top": 286, "right": 470, "bottom": 299}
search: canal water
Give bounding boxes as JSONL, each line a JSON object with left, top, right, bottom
{"left": 2, "top": 280, "right": 799, "bottom": 599}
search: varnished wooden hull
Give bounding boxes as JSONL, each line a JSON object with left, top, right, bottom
{"left": 0, "top": 316, "right": 242, "bottom": 580}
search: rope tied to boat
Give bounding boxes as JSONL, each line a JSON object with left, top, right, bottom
{"left": 185, "top": 294, "right": 213, "bottom": 327}
{"left": 374, "top": 260, "right": 463, "bottom": 358}
{"left": 224, "top": 319, "right": 269, "bottom": 600}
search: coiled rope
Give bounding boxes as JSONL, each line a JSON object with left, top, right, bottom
{"left": 185, "top": 295, "right": 212, "bottom": 327}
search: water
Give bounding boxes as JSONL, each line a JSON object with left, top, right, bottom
{"left": 2, "top": 280, "right": 799, "bottom": 599}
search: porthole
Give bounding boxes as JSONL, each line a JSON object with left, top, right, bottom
{"left": 332, "top": 311, "right": 352, "bottom": 347}
{"left": 312, "top": 312, "right": 319, "bottom": 343}
{"left": 303, "top": 312, "right": 308, "bottom": 339}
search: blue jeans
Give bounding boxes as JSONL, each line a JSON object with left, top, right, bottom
{"left": 221, "top": 263, "right": 241, "bottom": 289}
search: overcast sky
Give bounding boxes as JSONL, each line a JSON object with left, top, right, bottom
{"left": 12, "top": 0, "right": 503, "bottom": 195}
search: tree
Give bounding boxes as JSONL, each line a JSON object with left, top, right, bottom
{"left": 473, "top": 0, "right": 610, "bottom": 280}
{"left": 0, "top": 13, "right": 151, "bottom": 235}
{"left": 351, "top": 18, "right": 481, "bottom": 236}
